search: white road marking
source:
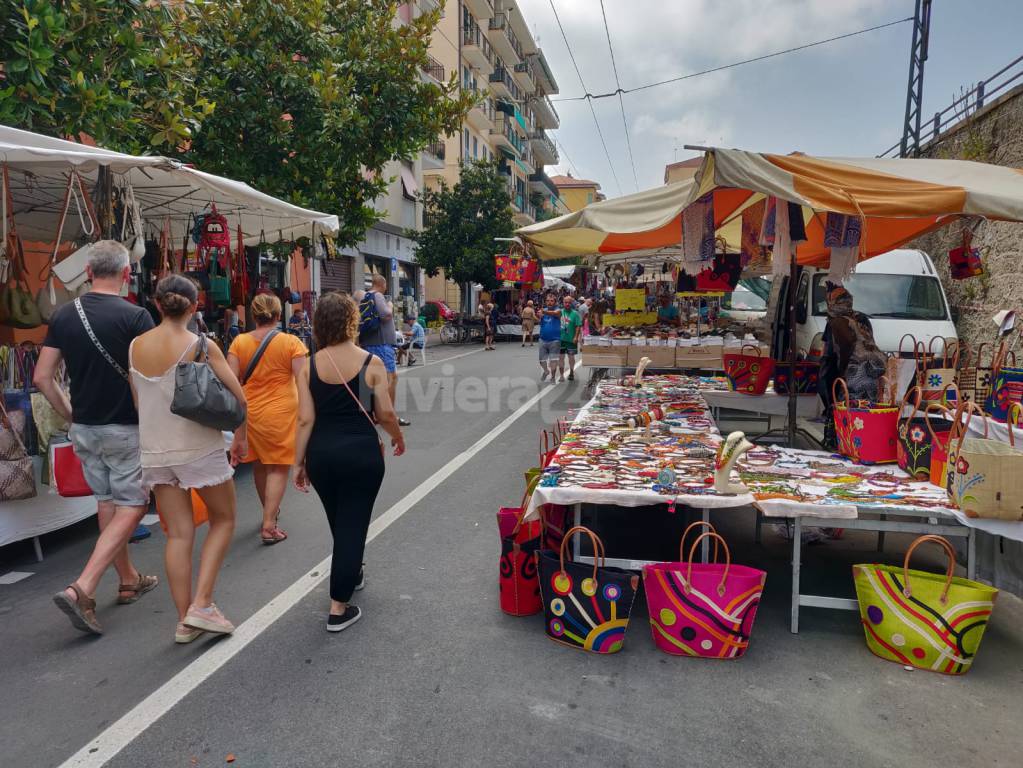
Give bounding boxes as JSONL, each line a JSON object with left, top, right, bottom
{"left": 58, "top": 360, "right": 580, "bottom": 768}
{"left": 396, "top": 346, "right": 482, "bottom": 373}
{"left": 0, "top": 571, "right": 34, "bottom": 585}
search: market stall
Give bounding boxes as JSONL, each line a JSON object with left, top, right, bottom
{"left": 0, "top": 125, "right": 339, "bottom": 555}
{"left": 525, "top": 374, "right": 1023, "bottom": 632}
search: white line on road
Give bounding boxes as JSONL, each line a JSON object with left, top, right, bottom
{"left": 59, "top": 361, "right": 580, "bottom": 768}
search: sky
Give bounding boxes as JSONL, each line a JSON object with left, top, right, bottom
{"left": 515, "top": 0, "right": 1023, "bottom": 197}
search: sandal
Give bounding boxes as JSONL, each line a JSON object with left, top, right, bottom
{"left": 261, "top": 526, "right": 288, "bottom": 545}
{"left": 117, "top": 573, "right": 159, "bottom": 604}
{"left": 53, "top": 583, "right": 102, "bottom": 635}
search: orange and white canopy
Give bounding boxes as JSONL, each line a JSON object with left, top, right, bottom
{"left": 517, "top": 148, "right": 1023, "bottom": 266}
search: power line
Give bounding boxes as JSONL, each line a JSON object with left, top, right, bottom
{"left": 551, "top": 134, "right": 582, "bottom": 178}
{"left": 598, "top": 0, "right": 639, "bottom": 192}
{"left": 552, "top": 16, "right": 914, "bottom": 102}
{"left": 548, "top": 0, "right": 623, "bottom": 196}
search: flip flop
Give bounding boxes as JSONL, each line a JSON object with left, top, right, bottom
{"left": 261, "top": 526, "right": 288, "bottom": 545}
{"left": 117, "top": 573, "right": 159, "bottom": 604}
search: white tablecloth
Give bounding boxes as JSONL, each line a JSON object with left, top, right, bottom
{"left": 0, "top": 457, "right": 95, "bottom": 547}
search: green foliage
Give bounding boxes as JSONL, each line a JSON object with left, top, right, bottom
{"left": 0, "top": 0, "right": 210, "bottom": 151}
{"left": 178, "top": 0, "right": 473, "bottom": 247}
{"left": 411, "top": 160, "right": 514, "bottom": 290}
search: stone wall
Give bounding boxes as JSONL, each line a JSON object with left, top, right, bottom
{"left": 911, "top": 84, "right": 1023, "bottom": 353}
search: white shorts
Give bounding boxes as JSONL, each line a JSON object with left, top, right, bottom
{"left": 142, "top": 448, "right": 233, "bottom": 491}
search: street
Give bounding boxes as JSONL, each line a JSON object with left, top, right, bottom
{"left": 2, "top": 343, "right": 1022, "bottom": 768}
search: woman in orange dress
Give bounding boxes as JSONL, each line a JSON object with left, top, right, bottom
{"left": 227, "top": 294, "right": 308, "bottom": 544}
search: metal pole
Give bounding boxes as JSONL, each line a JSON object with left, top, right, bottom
{"left": 787, "top": 251, "right": 798, "bottom": 447}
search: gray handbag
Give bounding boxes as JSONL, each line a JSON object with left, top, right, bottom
{"left": 170, "top": 335, "right": 246, "bottom": 431}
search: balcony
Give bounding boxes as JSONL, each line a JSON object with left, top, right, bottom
{"left": 530, "top": 95, "right": 560, "bottom": 130}
{"left": 488, "top": 66, "right": 521, "bottom": 102}
{"left": 493, "top": 113, "right": 526, "bottom": 156}
{"left": 465, "top": 92, "right": 496, "bottom": 132}
{"left": 420, "top": 55, "right": 444, "bottom": 85}
{"left": 462, "top": 20, "right": 494, "bottom": 75}
{"left": 422, "top": 140, "right": 446, "bottom": 171}
{"left": 530, "top": 50, "right": 559, "bottom": 95}
{"left": 464, "top": 0, "right": 494, "bottom": 20}
{"left": 512, "top": 61, "right": 535, "bottom": 94}
{"left": 529, "top": 130, "right": 557, "bottom": 165}
{"left": 529, "top": 170, "right": 560, "bottom": 199}
{"left": 488, "top": 13, "right": 522, "bottom": 66}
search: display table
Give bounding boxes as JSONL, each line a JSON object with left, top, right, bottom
{"left": 529, "top": 375, "right": 992, "bottom": 632}
{"left": 0, "top": 457, "right": 95, "bottom": 559}
{"left": 702, "top": 389, "right": 822, "bottom": 421}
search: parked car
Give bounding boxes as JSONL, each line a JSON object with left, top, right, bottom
{"left": 424, "top": 300, "right": 456, "bottom": 321}
{"left": 766, "top": 248, "right": 958, "bottom": 358}
{"left": 719, "top": 279, "right": 769, "bottom": 324}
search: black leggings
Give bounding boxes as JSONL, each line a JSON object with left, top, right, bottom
{"left": 306, "top": 431, "right": 385, "bottom": 602}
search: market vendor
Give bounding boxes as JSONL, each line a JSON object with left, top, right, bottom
{"left": 657, "top": 294, "right": 681, "bottom": 326}
{"left": 818, "top": 282, "right": 886, "bottom": 449}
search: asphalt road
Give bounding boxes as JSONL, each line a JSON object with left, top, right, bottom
{"left": 2, "top": 342, "right": 1022, "bottom": 768}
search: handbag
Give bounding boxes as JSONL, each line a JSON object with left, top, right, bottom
{"left": 497, "top": 484, "right": 543, "bottom": 617}
{"left": 948, "top": 229, "right": 984, "bottom": 280}
{"left": 535, "top": 526, "right": 640, "bottom": 654}
{"left": 208, "top": 256, "right": 232, "bottom": 307}
{"left": 773, "top": 360, "right": 820, "bottom": 396}
{"left": 956, "top": 341, "right": 990, "bottom": 404}
{"left": 925, "top": 401, "right": 955, "bottom": 488}
{"left": 722, "top": 344, "right": 773, "bottom": 395}
{"left": 984, "top": 354, "right": 1023, "bottom": 423}
{"left": 897, "top": 387, "right": 952, "bottom": 481}
{"left": 50, "top": 439, "right": 92, "bottom": 497}
{"left": 37, "top": 173, "right": 84, "bottom": 323}
{"left": 853, "top": 535, "right": 997, "bottom": 675}
{"left": 919, "top": 336, "right": 957, "bottom": 403}
{"left": 156, "top": 489, "right": 210, "bottom": 534}
{"left": 0, "top": 398, "right": 36, "bottom": 501}
{"left": 833, "top": 378, "right": 899, "bottom": 464}
{"left": 947, "top": 403, "right": 1023, "bottom": 520}
{"left": 643, "top": 525, "right": 765, "bottom": 658}
{"left": 170, "top": 335, "right": 246, "bottom": 431}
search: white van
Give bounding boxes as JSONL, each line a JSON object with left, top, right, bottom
{"left": 768, "top": 249, "right": 958, "bottom": 358}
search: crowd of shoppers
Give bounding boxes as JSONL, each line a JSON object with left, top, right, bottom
{"left": 33, "top": 242, "right": 405, "bottom": 641}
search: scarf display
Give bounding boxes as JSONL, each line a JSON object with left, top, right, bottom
{"left": 681, "top": 194, "right": 715, "bottom": 275}
{"left": 740, "top": 199, "right": 767, "bottom": 269}
{"left": 824, "top": 213, "right": 864, "bottom": 284}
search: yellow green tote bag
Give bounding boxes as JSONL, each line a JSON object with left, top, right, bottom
{"left": 853, "top": 535, "right": 998, "bottom": 675}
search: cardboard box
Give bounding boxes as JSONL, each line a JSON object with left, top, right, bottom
{"left": 627, "top": 346, "right": 676, "bottom": 368}
{"left": 675, "top": 345, "right": 723, "bottom": 370}
{"left": 581, "top": 346, "right": 627, "bottom": 367}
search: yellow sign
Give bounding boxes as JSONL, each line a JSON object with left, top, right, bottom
{"left": 615, "top": 288, "right": 646, "bottom": 311}
{"left": 602, "top": 312, "right": 658, "bottom": 327}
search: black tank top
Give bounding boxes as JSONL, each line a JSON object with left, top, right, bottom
{"left": 309, "top": 351, "right": 377, "bottom": 436}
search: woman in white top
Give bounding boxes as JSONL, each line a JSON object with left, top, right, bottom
{"left": 130, "top": 275, "right": 247, "bottom": 644}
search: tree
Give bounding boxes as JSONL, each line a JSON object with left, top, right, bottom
{"left": 412, "top": 159, "right": 515, "bottom": 309}
{"left": 0, "top": 0, "right": 209, "bottom": 152}
{"left": 179, "top": 0, "right": 473, "bottom": 247}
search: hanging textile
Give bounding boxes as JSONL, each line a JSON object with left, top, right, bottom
{"left": 681, "top": 193, "right": 715, "bottom": 275}
{"left": 758, "top": 196, "right": 777, "bottom": 247}
{"left": 740, "top": 199, "right": 767, "bottom": 268}
{"left": 823, "top": 212, "right": 863, "bottom": 284}
{"left": 771, "top": 201, "right": 792, "bottom": 277}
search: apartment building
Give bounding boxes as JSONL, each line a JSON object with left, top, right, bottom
{"left": 550, "top": 173, "right": 605, "bottom": 212}
{"left": 424, "top": 0, "right": 565, "bottom": 305}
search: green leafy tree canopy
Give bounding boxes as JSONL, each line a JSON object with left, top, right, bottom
{"left": 0, "top": 0, "right": 210, "bottom": 151}
{"left": 180, "top": 0, "right": 472, "bottom": 247}
{"left": 412, "top": 159, "right": 515, "bottom": 298}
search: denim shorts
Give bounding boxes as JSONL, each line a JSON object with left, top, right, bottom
{"left": 365, "top": 344, "right": 397, "bottom": 373}
{"left": 69, "top": 423, "right": 148, "bottom": 508}
{"left": 538, "top": 339, "right": 561, "bottom": 362}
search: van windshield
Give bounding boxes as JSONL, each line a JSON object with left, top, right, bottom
{"left": 811, "top": 274, "right": 948, "bottom": 320}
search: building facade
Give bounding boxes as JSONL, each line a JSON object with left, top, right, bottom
{"left": 423, "top": 0, "right": 565, "bottom": 304}
{"left": 549, "top": 173, "right": 605, "bottom": 213}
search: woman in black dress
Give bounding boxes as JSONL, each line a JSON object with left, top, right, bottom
{"left": 293, "top": 293, "right": 405, "bottom": 632}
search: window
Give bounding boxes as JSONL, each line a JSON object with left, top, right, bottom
{"left": 463, "top": 66, "right": 470, "bottom": 89}
{"left": 811, "top": 274, "right": 948, "bottom": 320}
{"left": 587, "top": 192, "right": 593, "bottom": 203}
{"left": 472, "top": 136, "right": 478, "bottom": 159}
{"left": 464, "top": 129, "right": 470, "bottom": 155}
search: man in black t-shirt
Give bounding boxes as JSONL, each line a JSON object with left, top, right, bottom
{"left": 33, "top": 240, "right": 158, "bottom": 635}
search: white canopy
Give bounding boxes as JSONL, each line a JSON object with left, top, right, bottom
{"left": 0, "top": 124, "right": 339, "bottom": 245}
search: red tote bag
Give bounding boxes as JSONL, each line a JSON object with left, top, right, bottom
{"left": 50, "top": 441, "right": 93, "bottom": 497}
{"left": 497, "top": 491, "right": 543, "bottom": 617}
{"left": 722, "top": 344, "right": 773, "bottom": 395}
{"left": 832, "top": 379, "right": 899, "bottom": 465}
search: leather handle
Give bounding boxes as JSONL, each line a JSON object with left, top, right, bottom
{"left": 832, "top": 377, "right": 850, "bottom": 410}
{"left": 686, "top": 531, "right": 731, "bottom": 597}
{"left": 902, "top": 535, "right": 956, "bottom": 604}
{"left": 899, "top": 385, "right": 922, "bottom": 421}
{"left": 678, "top": 521, "right": 719, "bottom": 563}
{"left": 559, "top": 526, "right": 605, "bottom": 585}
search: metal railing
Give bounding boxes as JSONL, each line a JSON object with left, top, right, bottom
{"left": 879, "top": 54, "right": 1023, "bottom": 157}
{"left": 462, "top": 19, "right": 493, "bottom": 63}
{"left": 530, "top": 129, "right": 557, "bottom": 162}
{"left": 532, "top": 95, "right": 560, "bottom": 124}
{"left": 489, "top": 13, "right": 523, "bottom": 62}
{"left": 421, "top": 55, "right": 444, "bottom": 82}
{"left": 425, "top": 141, "right": 446, "bottom": 160}
{"left": 489, "top": 66, "right": 522, "bottom": 102}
